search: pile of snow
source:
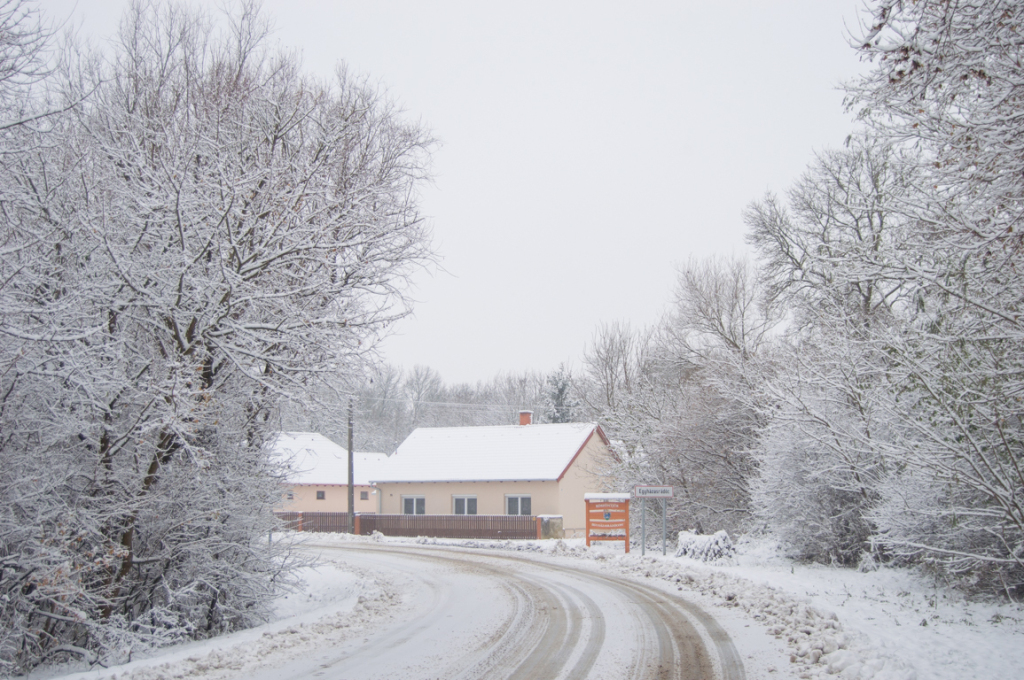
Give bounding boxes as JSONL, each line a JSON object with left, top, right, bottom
{"left": 412, "top": 535, "right": 543, "bottom": 551}
{"left": 26, "top": 560, "right": 395, "bottom": 680}
{"left": 725, "top": 537, "right": 1024, "bottom": 680}
{"left": 606, "top": 553, "right": 915, "bottom": 680}
{"left": 675, "top": 530, "right": 735, "bottom": 562}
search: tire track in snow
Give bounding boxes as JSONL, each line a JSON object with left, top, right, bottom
{"left": 484, "top": 549, "right": 746, "bottom": 680}
{"left": 329, "top": 543, "right": 577, "bottom": 680}
{"left": 317, "top": 543, "right": 745, "bottom": 680}
{"left": 559, "top": 584, "right": 606, "bottom": 680}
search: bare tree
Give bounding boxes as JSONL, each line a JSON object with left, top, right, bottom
{"left": 0, "top": 1, "right": 433, "bottom": 670}
{"left": 404, "top": 365, "right": 445, "bottom": 427}
{"left": 580, "top": 321, "right": 656, "bottom": 417}
{"left": 744, "top": 137, "right": 918, "bottom": 565}
{"left": 650, "top": 257, "right": 779, "bottom": 536}
{"left": 667, "top": 256, "right": 780, "bottom": 360}
{"left": 0, "top": 0, "right": 53, "bottom": 128}
{"left": 841, "top": 1, "right": 1024, "bottom": 591}
{"left": 577, "top": 259, "right": 779, "bottom": 539}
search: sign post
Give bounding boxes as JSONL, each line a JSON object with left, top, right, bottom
{"left": 633, "top": 486, "right": 673, "bottom": 556}
{"left": 584, "top": 493, "right": 630, "bottom": 553}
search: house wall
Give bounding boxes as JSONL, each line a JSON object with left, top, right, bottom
{"left": 558, "top": 431, "right": 615, "bottom": 537}
{"left": 372, "top": 428, "right": 615, "bottom": 536}
{"left": 376, "top": 480, "right": 559, "bottom": 516}
{"left": 279, "top": 484, "right": 381, "bottom": 513}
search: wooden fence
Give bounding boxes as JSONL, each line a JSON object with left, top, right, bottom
{"left": 357, "top": 514, "right": 539, "bottom": 539}
{"left": 276, "top": 512, "right": 539, "bottom": 539}
{"left": 275, "top": 511, "right": 351, "bottom": 533}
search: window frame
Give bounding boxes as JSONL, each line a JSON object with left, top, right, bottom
{"left": 402, "top": 496, "right": 426, "bottom": 515}
{"left": 506, "top": 495, "right": 531, "bottom": 516}
{"left": 453, "top": 495, "right": 477, "bottom": 515}
{"left": 315, "top": 490, "right": 325, "bottom": 501}
{"left": 360, "top": 490, "right": 369, "bottom": 501}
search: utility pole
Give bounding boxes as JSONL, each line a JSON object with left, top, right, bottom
{"left": 347, "top": 397, "right": 355, "bottom": 534}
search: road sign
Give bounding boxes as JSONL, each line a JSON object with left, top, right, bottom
{"left": 584, "top": 493, "right": 630, "bottom": 552}
{"left": 633, "top": 485, "right": 673, "bottom": 498}
{"left": 634, "top": 486, "right": 673, "bottom": 556}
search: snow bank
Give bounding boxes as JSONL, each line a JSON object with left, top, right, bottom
{"left": 606, "top": 554, "right": 916, "bottom": 680}
{"left": 22, "top": 561, "right": 395, "bottom": 680}
{"left": 675, "top": 530, "right": 735, "bottom": 562}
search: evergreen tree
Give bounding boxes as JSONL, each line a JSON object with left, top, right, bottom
{"left": 543, "top": 364, "right": 580, "bottom": 423}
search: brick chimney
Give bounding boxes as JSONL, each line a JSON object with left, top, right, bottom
{"left": 519, "top": 410, "right": 533, "bottom": 426}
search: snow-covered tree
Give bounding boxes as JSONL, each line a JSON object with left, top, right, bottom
{"left": 842, "top": 0, "right": 1024, "bottom": 591}
{"left": 542, "top": 363, "right": 580, "bottom": 423}
{"left": 578, "top": 259, "right": 779, "bottom": 538}
{"left": 0, "top": 1, "right": 432, "bottom": 671}
{"left": 745, "top": 136, "right": 919, "bottom": 564}
{"left": 651, "top": 257, "right": 779, "bottom": 536}
{"left": 0, "top": 0, "right": 52, "bottom": 126}
{"left": 743, "top": 0, "right": 1024, "bottom": 590}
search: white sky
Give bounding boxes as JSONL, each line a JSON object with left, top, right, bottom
{"left": 49, "top": 0, "right": 870, "bottom": 385}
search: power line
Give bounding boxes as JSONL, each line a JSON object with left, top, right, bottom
{"left": 354, "top": 395, "right": 546, "bottom": 412}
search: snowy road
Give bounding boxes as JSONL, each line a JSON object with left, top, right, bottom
{"left": 262, "top": 542, "right": 746, "bottom": 680}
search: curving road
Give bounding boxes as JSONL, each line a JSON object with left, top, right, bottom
{"left": 248, "top": 542, "right": 746, "bottom": 680}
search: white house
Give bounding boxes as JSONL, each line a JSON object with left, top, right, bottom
{"left": 369, "top": 412, "right": 614, "bottom": 537}
{"left": 272, "top": 432, "right": 390, "bottom": 513}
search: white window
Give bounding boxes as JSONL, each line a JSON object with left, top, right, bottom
{"left": 316, "top": 490, "right": 325, "bottom": 500}
{"left": 453, "top": 496, "right": 477, "bottom": 515}
{"left": 402, "top": 496, "right": 425, "bottom": 515}
{"left": 506, "top": 495, "right": 531, "bottom": 516}
{"left": 360, "top": 491, "right": 369, "bottom": 501}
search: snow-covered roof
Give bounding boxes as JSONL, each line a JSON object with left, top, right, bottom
{"left": 371, "top": 422, "right": 606, "bottom": 483}
{"left": 271, "top": 432, "right": 389, "bottom": 486}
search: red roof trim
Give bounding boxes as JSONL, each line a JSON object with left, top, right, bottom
{"left": 556, "top": 425, "right": 609, "bottom": 482}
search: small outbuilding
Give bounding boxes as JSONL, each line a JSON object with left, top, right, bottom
{"left": 370, "top": 412, "right": 614, "bottom": 537}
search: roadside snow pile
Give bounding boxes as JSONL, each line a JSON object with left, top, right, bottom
{"left": 36, "top": 561, "right": 397, "bottom": 680}
{"left": 602, "top": 556, "right": 916, "bottom": 680}
{"left": 675, "top": 530, "right": 735, "bottom": 562}
{"left": 119, "top": 584, "right": 394, "bottom": 680}
{"left": 551, "top": 539, "right": 589, "bottom": 557}
{"left": 411, "top": 536, "right": 544, "bottom": 552}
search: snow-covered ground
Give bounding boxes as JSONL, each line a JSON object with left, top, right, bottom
{"left": 722, "top": 537, "right": 1024, "bottom": 680}
{"left": 22, "top": 559, "right": 396, "bottom": 680}
{"left": 18, "top": 532, "right": 1024, "bottom": 680}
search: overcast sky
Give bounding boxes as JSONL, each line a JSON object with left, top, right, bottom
{"left": 50, "top": 0, "right": 870, "bottom": 385}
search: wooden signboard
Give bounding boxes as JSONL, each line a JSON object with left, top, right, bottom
{"left": 584, "top": 493, "right": 630, "bottom": 552}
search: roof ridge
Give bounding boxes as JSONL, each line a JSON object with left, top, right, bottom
{"left": 408, "top": 421, "right": 596, "bottom": 432}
